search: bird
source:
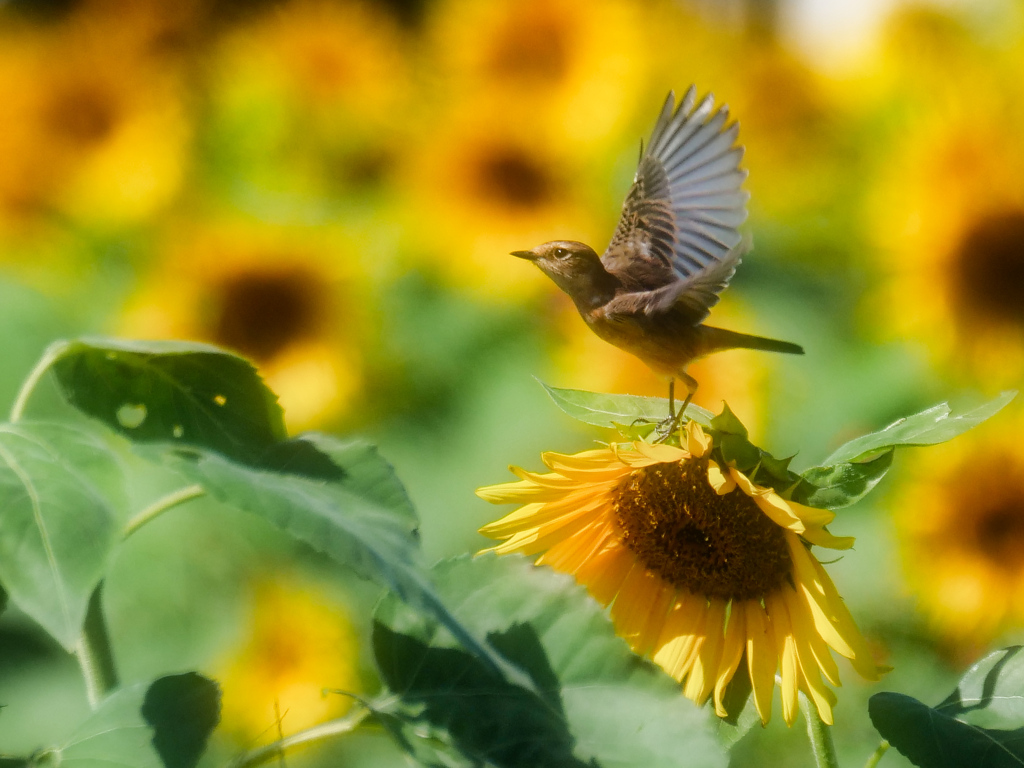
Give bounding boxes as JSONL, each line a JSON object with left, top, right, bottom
{"left": 511, "top": 86, "right": 803, "bottom": 428}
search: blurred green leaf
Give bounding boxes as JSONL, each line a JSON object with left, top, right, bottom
{"left": 869, "top": 646, "right": 1024, "bottom": 768}
{"left": 57, "top": 673, "right": 219, "bottom": 768}
{"left": 540, "top": 382, "right": 713, "bottom": 429}
{"left": 374, "top": 554, "right": 727, "bottom": 768}
{"left": 822, "top": 391, "right": 1015, "bottom": 464}
{"left": 0, "top": 422, "right": 120, "bottom": 650}
{"left": 48, "top": 337, "right": 286, "bottom": 464}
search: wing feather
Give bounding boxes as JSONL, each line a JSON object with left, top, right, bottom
{"left": 601, "top": 88, "right": 748, "bottom": 322}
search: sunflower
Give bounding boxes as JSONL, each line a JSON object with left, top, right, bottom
{"left": 399, "top": 96, "right": 602, "bottom": 298}
{"left": 477, "top": 421, "right": 881, "bottom": 725}
{"left": 0, "top": 9, "right": 189, "bottom": 230}
{"left": 120, "top": 221, "right": 367, "bottom": 431}
{"left": 896, "top": 415, "right": 1024, "bottom": 655}
{"left": 217, "top": 579, "right": 360, "bottom": 742}
{"left": 864, "top": 7, "right": 1024, "bottom": 384}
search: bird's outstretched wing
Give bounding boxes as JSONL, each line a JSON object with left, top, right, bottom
{"left": 601, "top": 87, "right": 749, "bottom": 321}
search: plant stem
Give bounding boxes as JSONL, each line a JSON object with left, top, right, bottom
{"left": 228, "top": 707, "right": 371, "bottom": 768}
{"left": 864, "top": 741, "right": 889, "bottom": 768}
{"left": 76, "top": 582, "right": 118, "bottom": 709}
{"left": 800, "top": 693, "right": 840, "bottom": 768}
{"left": 9, "top": 341, "right": 67, "bottom": 423}
{"left": 124, "top": 484, "right": 206, "bottom": 538}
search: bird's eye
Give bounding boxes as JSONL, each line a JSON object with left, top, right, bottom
{"left": 554, "top": 247, "right": 568, "bottom": 258}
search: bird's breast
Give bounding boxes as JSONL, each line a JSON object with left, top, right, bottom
{"left": 584, "top": 307, "right": 705, "bottom": 377}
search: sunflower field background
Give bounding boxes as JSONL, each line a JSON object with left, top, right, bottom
{"left": 1, "top": 0, "right": 1023, "bottom": 766}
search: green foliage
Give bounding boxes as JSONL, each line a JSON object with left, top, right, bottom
{"left": 373, "top": 554, "right": 727, "bottom": 768}
{"left": 0, "top": 422, "right": 122, "bottom": 649}
{"left": 540, "top": 382, "right": 714, "bottom": 429}
{"left": 869, "top": 646, "right": 1024, "bottom": 768}
{"left": 539, "top": 385, "right": 1014, "bottom": 510}
{"left": 47, "top": 337, "right": 287, "bottom": 464}
{"left": 56, "top": 674, "right": 220, "bottom": 768}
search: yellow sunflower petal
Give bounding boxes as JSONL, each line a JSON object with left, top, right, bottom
{"left": 784, "top": 588, "right": 837, "bottom": 725}
{"left": 788, "top": 535, "right": 880, "bottom": 680}
{"left": 653, "top": 592, "right": 707, "bottom": 681}
{"left": 745, "top": 599, "right": 777, "bottom": 725}
{"left": 475, "top": 477, "right": 565, "bottom": 503}
{"left": 684, "top": 600, "right": 726, "bottom": 705}
{"left": 713, "top": 603, "right": 748, "bottom": 718}
{"left": 479, "top": 488, "right": 609, "bottom": 538}
{"left": 580, "top": 542, "right": 636, "bottom": 605}
{"left": 685, "top": 420, "right": 712, "bottom": 458}
{"left": 707, "top": 460, "right": 736, "bottom": 495}
{"left": 766, "top": 590, "right": 800, "bottom": 726}
{"left": 537, "top": 520, "right": 614, "bottom": 572}
{"left": 611, "top": 564, "right": 674, "bottom": 654}
{"left": 624, "top": 441, "right": 690, "bottom": 465}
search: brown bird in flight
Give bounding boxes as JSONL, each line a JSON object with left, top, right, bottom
{"left": 512, "top": 86, "right": 803, "bottom": 425}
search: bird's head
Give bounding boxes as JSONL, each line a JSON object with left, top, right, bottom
{"left": 511, "top": 240, "right": 615, "bottom": 308}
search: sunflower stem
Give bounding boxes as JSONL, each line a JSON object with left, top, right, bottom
{"left": 800, "top": 693, "right": 840, "bottom": 768}
{"left": 864, "top": 740, "right": 889, "bottom": 768}
{"left": 226, "top": 706, "right": 370, "bottom": 768}
{"left": 123, "top": 484, "right": 206, "bottom": 538}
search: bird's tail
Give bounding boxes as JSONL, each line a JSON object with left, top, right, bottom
{"left": 701, "top": 326, "right": 805, "bottom": 356}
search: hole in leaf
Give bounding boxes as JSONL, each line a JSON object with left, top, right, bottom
{"left": 116, "top": 403, "right": 147, "bottom": 429}
{"left": 213, "top": 394, "right": 227, "bottom": 406}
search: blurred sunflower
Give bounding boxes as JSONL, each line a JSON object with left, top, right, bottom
{"left": 218, "top": 579, "right": 360, "bottom": 741}
{"left": 0, "top": 10, "right": 189, "bottom": 230}
{"left": 207, "top": 0, "right": 409, "bottom": 200}
{"left": 424, "top": 0, "right": 648, "bottom": 151}
{"left": 865, "top": 88, "right": 1024, "bottom": 384}
{"left": 120, "top": 222, "right": 366, "bottom": 431}
{"left": 400, "top": 97, "right": 602, "bottom": 297}
{"left": 896, "top": 414, "right": 1024, "bottom": 654}
{"left": 478, "top": 421, "right": 882, "bottom": 725}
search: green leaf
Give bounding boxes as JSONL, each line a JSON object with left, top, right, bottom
{"left": 823, "top": 391, "right": 1015, "bottom": 464}
{"left": 0, "top": 422, "right": 121, "bottom": 649}
{"left": 48, "top": 337, "right": 286, "bottom": 465}
{"left": 795, "top": 451, "right": 894, "bottom": 509}
{"left": 58, "top": 673, "right": 219, "bottom": 768}
{"left": 869, "top": 646, "right": 1024, "bottom": 768}
{"left": 151, "top": 435, "right": 516, "bottom": 686}
{"left": 539, "top": 382, "right": 713, "bottom": 429}
{"left": 374, "top": 554, "right": 727, "bottom": 768}
{"left": 710, "top": 403, "right": 747, "bottom": 437}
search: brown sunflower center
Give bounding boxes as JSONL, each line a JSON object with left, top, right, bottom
{"left": 952, "top": 210, "right": 1024, "bottom": 328}
{"left": 212, "top": 268, "right": 326, "bottom": 361}
{"left": 475, "top": 147, "right": 552, "bottom": 209}
{"left": 612, "top": 458, "right": 792, "bottom": 601}
{"left": 975, "top": 504, "right": 1024, "bottom": 568}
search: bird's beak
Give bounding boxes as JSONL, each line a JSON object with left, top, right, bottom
{"left": 510, "top": 249, "right": 536, "bottom": 261}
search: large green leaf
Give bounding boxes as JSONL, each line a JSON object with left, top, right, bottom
{"left": 374, "top": 554, "right": 727, "bottom": 768}
{"left": 56, "top": 673, "right": 219, "bottom": 768}
{"left": 822, "top": 392, "right": 1015, "bottom": 464}
{"left": 540, "top": 382, "right": 714, "bottom": 429}
{"left": 151, "top": 436, "right": 517, "bottom": 685}
{"left": 869, "top": 646, "right": 1024, "bottom": 768}
{"left": 47, "top": 337, "right": 286, "bottom": 465}
{"left": 0, "top": 421, "right": 121, "bottom": 649}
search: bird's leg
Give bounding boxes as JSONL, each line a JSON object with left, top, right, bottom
{"left": 656, "top": 374, "right": 697, "bottom": 442}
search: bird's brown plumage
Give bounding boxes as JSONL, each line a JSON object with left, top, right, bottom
{"left": 513, "top": 87, "right": 803, "bottom": 412}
